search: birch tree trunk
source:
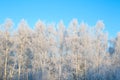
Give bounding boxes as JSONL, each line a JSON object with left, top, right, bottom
{"left": 4, "top": 49, "right": 8, "bottom": 80}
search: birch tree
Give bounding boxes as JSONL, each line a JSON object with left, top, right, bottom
{"left": 91, "top": 20, "right": 108, "bottom": 80}
{"left": 57, "top": 20, "right": 65, "bottom": 80}
{"left": 0, "top": 19, "right": 14, "bottom": 80}
{"left": 46, "top": 23, "right": 58, "bottom": 80}
{"left": 14, "top": 19, "right": 32, "bottom": 80}
{"left": 32, "top": 20, "right": 50, "bottom": 80}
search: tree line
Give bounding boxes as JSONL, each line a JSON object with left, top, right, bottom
{"left": 0, "top": 19, "right": 120, "bottom": 80}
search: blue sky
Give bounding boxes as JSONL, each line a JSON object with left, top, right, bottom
{"left": 0, "top": 0, "right": 120, "bottom": 38}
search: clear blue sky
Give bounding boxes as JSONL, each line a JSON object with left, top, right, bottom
{"left": 0, "top": 0, "right": 120, "bottom": 38}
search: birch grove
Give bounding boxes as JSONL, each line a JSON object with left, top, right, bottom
{"left": 0, "top": 19, "right": 120, "bottom": 80}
